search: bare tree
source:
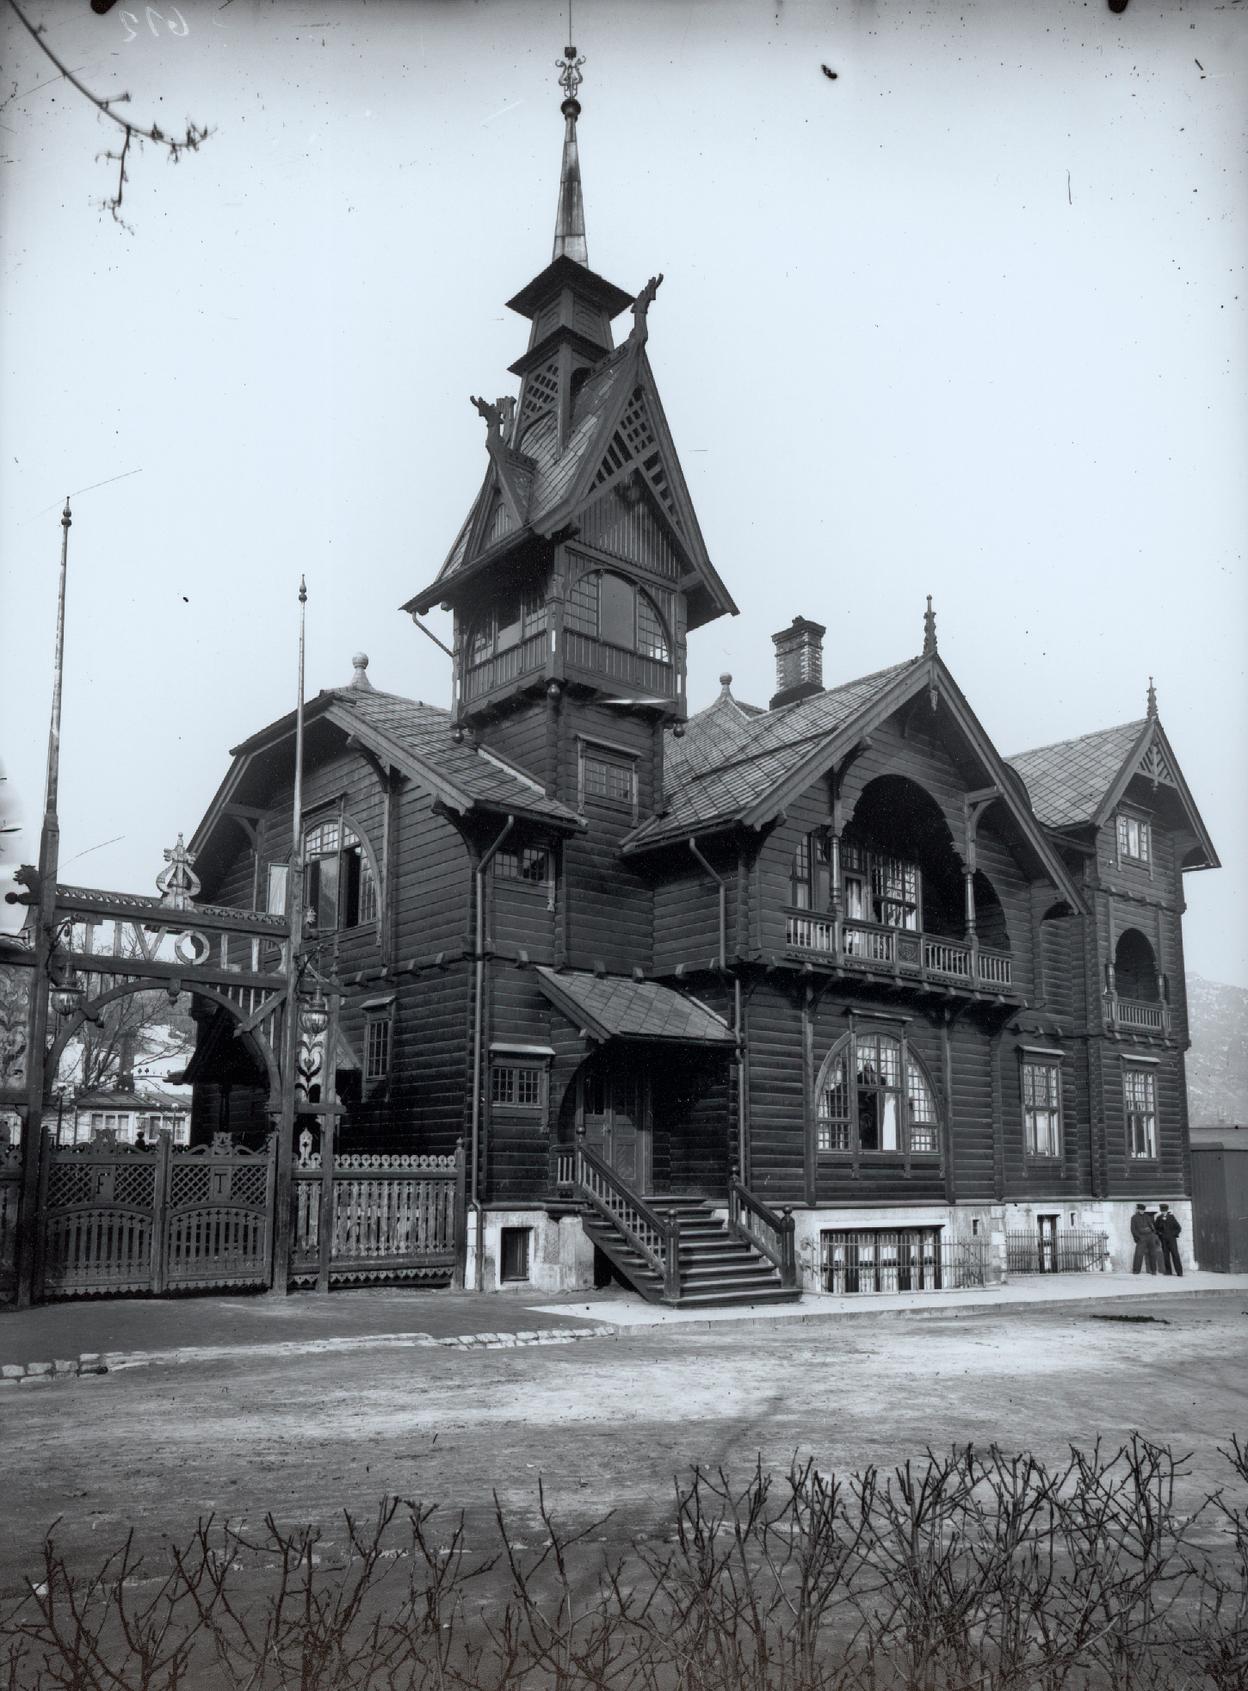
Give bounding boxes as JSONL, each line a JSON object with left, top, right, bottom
{"left": 5, "top": 0, "right": 210, "bottom": 226}
{"left": 59, "top": 986, "right": 194, "bottom": 1094}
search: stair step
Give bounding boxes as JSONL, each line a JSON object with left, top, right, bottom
{"left": 674, "top": 1288, "right": 801, "bottom": 1307}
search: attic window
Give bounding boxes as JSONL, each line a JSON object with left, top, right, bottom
{"left": 1116, "top": 813, "right": 1151, "bottom": 865}
{"left": 304, "top": 818, "right": 378, "bottom": 931}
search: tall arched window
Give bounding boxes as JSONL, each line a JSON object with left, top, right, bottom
{"left": 815, "top": 1030, "right": 940, "bottom": 1157}
{"left": 304, "top": 817, "right": 379, "bottom": 931}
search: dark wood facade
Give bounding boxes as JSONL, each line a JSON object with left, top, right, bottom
{"left": 184, "top": 93, "right": 1219, "bottom": 1290}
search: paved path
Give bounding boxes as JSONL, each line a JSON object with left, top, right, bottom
{"left": 3, "top": 1271, "right": 1245, "bottom": 1380}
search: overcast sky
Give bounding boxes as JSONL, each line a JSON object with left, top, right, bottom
{"left": 2, "top": 0, "right": 1245, "bottom": 985}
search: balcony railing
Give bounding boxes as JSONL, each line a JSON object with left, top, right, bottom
{"left": 1110, "top": 996, "right": 1169, "bottom": 1034}
{"left": 786, "top": 913, "right": 1013, "bottom": 990}
{"left": 463, "top": 631, "right": 547, "bottom": 702}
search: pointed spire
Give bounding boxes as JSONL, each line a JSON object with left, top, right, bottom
{"left": 1146, "top": 675, "right": 1158, "bottom": 720}
{"left": 553, "top": 46, "right": 588, "bottom": 265}
{"left": 922, "top": 594, "right": 938, "bottom": 657}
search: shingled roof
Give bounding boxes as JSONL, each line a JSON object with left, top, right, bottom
{"left": 1005, "top": 720, "right": 1146, "bottom": 830}
{"left": 627, "top": 660, "right": 917, "bottom": 851}
{"left": 211, "top": 680, "right": 583, "bottom": 840}
{"left": 535, "top": 968, "right": 736, "bottom": 1046}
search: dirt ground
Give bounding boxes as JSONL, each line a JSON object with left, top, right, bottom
{"left": 3, "top": 1288, "right": 1245, "bottom": 1596}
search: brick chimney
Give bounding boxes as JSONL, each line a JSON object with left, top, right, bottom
{"left": 770, "top": 617, "right": 826, "bottom": 710}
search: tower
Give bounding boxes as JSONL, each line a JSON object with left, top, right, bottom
{"left": 403, "top": 48, "right": 736, "bottom": 813}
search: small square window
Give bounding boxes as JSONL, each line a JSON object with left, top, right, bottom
{"left": 581, "top": 748, "right": 636, "bottom": 812}
{"left": 500, "top": 1227, "right": 531, "bottom": 1283}
{"left": 491, "top": 1062, "right": 543, "bottom": 1110}
{"left": 494, "top": 846, "right": 551, "bottom": 885}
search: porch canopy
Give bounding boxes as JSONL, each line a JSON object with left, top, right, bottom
{"left": 535, "top": 967, "right": 737, "bottom": 1048}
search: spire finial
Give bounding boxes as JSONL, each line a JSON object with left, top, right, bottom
{"left": 553, "top": 47, "right": 588, "bottom": 265}
{"left": 1146, "top": 675, "right": 1157, "bottom": 720}
{"left": 922, "top": 594, "right": 938, "bottom": 657}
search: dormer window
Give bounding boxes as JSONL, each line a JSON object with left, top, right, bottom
{"left": 1116, "top": 813, "right": 1151, "bottom": 865}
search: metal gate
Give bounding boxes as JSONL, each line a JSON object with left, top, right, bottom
{"left": 36, "top": 1130, "right": 274, "bottom": 1300}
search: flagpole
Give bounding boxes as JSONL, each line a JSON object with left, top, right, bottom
{"left": 15, "top": 501, "right": 72, "bottom": 1307}
{"left": 270, "top": 576, "right": 308, "bottom": 1296}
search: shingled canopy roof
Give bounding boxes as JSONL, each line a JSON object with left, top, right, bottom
{"left": 535, "top": 967, "right": 736, "bottom": 1047}
{"left": 1005, "top": 721, "right": 1147, "bottom": 830}
{"left": 625, "top": 661, "right": 917, "bottom": 852}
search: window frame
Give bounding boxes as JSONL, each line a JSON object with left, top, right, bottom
{"left": 361, "top": 994, "right": 395, "bottom": 1095}
{"left": 578, "top": 738, "right": 639, "bottom": 819}
{"left": 1123, "top": 1061, "right": 1159, "bottom": 1161}
{"left": 1115, "top": 810, "right": 1152, "bottom": 868}
{"left": 1020, "top": 1051, "right": 1064, "bottom": 1162}
{"left": 302, "top": 813, "right": 381, "bottom": 935}
{"left": 489, "top": 1059, "right": 546, "bottom": 1115}
{"left": 814, "top": 1028, "right": 942, "bottom": 1161}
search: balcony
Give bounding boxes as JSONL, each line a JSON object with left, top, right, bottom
{"left": 1108, "top": 996, "right": 1169, "bottom": 1036}
{"left": 785, "top": 913, "right": 1014, "bottom": 993}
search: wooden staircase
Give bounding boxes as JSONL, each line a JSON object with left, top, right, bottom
{"left": 573, "top": 1144, "right": 800, "bottom": 1308}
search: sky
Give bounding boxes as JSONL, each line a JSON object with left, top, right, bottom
{"left": 1, "top": 0, "right": 1245, "bottom": 985}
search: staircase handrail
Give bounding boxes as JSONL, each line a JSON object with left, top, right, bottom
{"left": 728, "top": 1175, "right": 797, "bottom": 1289}
{"left": 575, "top": 1143, "right": 681, "bottom": 1300}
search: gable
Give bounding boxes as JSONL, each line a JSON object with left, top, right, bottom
{"left": 576, "top": 483, "right": 684, "bottom": 581}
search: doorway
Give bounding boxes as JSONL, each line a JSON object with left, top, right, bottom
{"left": 581, "top": 1056, "right": 651, "bottom": 1190}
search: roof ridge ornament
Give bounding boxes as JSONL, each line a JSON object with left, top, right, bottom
{"left": 1146, "top": 675, "right": 1158, "bottom": 720}
{"left": 629, "top": 273, "right": 664, "bottom": 347}
{"left": 922, "top": 594, "right": 938, "bottom": 658}
{"left": 552, "top": 46, "right": 588, "bottom": 264}
{"left": 156, "top": 834, "right": 201, "bottom": 910}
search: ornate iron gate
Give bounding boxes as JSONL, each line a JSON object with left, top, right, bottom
{"left": 36, "top": 1130, "right": 274, "bottom": 1300}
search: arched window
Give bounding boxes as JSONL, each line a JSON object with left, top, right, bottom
{"left": 815, "top": 1031, "right": 940, "bottom": 1157}
{"left": 565, "top": 566, "right": 672, "bottom": 663}
{"left": 1114, "top": 928, "right": 1159, "bottom": 1002}
{"left": 304, "top": 817, "right": 379, "bottom": 931}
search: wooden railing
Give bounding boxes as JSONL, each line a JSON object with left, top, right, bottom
{"left": 787, "top": 913, "right": 1013, "bottom": 989}
{"left": 463, "top": 631, "right": 547, "bottom": 702}
{"left": 292, "top": 1141, "right": 465, "bottom": 1290}
{"left": 727, "top": 1175, "right": 796, "bottom": 1289}
{"left": 563, "top": 631, "right": 674, "bottom": 697}
{"left": 575, "top": 1142, "right": 681, "bottom": 1302}
{"left": 1111, "top": 996, "right": 1169, "bottom": 1034}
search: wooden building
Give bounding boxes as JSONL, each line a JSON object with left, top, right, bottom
{"left": 185, "top": 58, "right": 1219, "bottom": 1300}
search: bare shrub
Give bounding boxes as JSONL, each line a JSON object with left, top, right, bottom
{"left": 1, "top": 1439, "right": 1244, "bottom": 1690}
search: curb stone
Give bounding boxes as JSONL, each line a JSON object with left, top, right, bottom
{"left": 0, "top": 1323, "right": 620, "bottom": 1387}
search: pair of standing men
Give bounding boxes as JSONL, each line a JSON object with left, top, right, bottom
{"left": 1130, "top": 1203, "right": 1183, "bottom": 1275}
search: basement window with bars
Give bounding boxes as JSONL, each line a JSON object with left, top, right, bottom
{"left": 822, "top": 1228, "right": 945, "bottom": 1295}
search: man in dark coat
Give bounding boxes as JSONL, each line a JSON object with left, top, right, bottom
{"left": 1154, "top": 1204, "right": 1183, "bottom": 1276}
{"left": 1130, "top": 1203, "right": 1161, "bottom": 1274}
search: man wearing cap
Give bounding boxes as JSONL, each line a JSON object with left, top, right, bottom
{"left": 1154, "top": 1204, "right": 1183, "bottom": 1277}
{"left": 1130, "top": 1203, "right": 1161, "bottom": 1274}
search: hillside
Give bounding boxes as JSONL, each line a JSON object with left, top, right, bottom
{"left": 1186, "top": 973, "right": 1248, "bottom": 1127}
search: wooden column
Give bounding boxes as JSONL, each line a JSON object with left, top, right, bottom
{"left": 315, "top": 988, "right": 342, "bottom": 1294}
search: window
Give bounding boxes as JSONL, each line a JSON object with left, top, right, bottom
{"left": 491, "top": 1062, "right": 543, "bottom": 1110}
{"left": 1124, "top": 1065, "right": 1158, "bottom": 1159}
{"left": 873, "top": 856, "right": 920, "bottom": 930}
{"left": 581, "top": 745, "right": 637, "bottom": 813}
{"left": 1022, "top": 1059, "right": 1062, "bottom": 1158}
{"left": 266, "top": 863, "right": 289, "bottom": 917}
{"left": 790, "top": 830, "right": 832, "bottom": 911}
{"left": 1117, "top": 813, "right": 1151, "bottom": 864}
{"left": 304, "top": 818, "right": 379, "bottom": 931}
{"left": 494, "top": 846, "right": 551, "bottom": 885}
{"left": 565, "top": 567, "right": 672, "bottom": 663}
{"left": 822, "top": 1228, "right": 944, "bottom": 1294}
{"left": 364, "top": 1017, "right": 391, "bottom": 1086}
{"left": 468, "top": 586, "right": 547, "bottom": 666}
{"left": 815, "top": 1031, "right": 940, "bottom": 1158}
{"left": 500, "top": 1227, "right": 532, "bottom": 1282}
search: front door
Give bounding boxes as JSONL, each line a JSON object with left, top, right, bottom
{"left": 582, "top": 1059, "right": 650, "bottom": 1189}
{"left": 1038, "top": 1213, "right": 1059, "bottom": 1273}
